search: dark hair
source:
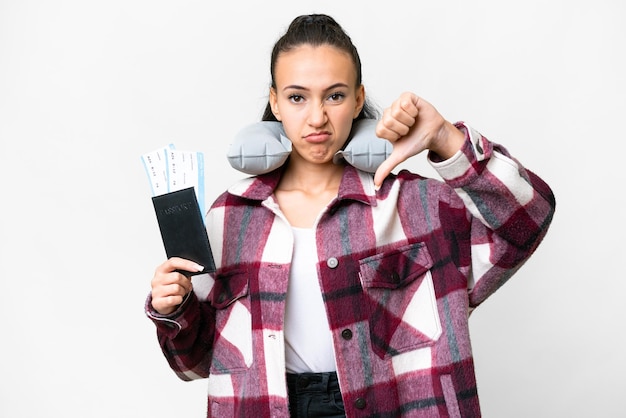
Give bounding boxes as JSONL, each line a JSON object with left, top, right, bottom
{"left": 262, "top": 14, "right": 379, "bottom": 121}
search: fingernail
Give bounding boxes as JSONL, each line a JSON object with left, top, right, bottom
{"left": 374, "top": 184, "right": 380, "bottom": 191}
{"left": 195, "top": 264, "right": 205, "bottom": 272}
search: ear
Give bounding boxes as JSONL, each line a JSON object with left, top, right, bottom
{"left": 353, "top": 84, "right": 365, "bottom": 119}
{"left": 269, "top": 87, "right": 281, "bottom": 121}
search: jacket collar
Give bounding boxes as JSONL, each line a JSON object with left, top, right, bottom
{"left": 227, "top": 164, "right": 377, "bottom": 207}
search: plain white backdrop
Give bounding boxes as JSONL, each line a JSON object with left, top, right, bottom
{"left": 1, "top": 0, "right": 624, "bottom": 416}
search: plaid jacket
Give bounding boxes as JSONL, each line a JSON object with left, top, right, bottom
{"left": 146, "top": 123, "right": 555, "bottom": 417}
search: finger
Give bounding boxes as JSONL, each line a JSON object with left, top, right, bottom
{"left": 152, "top": 294, "right": 186, "bottom": 315}
{"left": 393, "top": 94, "right": 419, "bottom": 122}
{"left": 376, "top": 114, "right": 409, "bottom": 141}
{"left": 157, "top": 257, "right": 205, "bottom": 275}
{"left": 373, "top": 151, "right": 407, "bottom": 189}
{"left": 152, "top": 270, "right": 193, "bottom": 292}
{"left": 377, "top": 105, "right": 419, "bottom": 140}
{"left": 376, "top": 124, "right": 401, "bottom": 142}
{"left": 152, "top": 281, "right": 192, "bottom": 300}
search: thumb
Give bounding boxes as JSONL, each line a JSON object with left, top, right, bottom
{"left": 373, "top": 150, "right": 405, "bottom": 189}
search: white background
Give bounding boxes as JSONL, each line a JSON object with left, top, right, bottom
{"left": 1, "top": 0, "right": 624, "bottom": 416}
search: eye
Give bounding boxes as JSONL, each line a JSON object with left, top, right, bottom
{"left": 288, "top": 94, "right": 304, "bottom": 104}
{"left": 328, "top": 92, "right": 346, "bottom": 102}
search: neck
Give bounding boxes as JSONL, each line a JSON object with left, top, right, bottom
{"left": 278, "top": 156, "right": 344, "bottom": 194}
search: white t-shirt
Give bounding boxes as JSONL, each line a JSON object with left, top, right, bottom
{"left": 284, "top": 227, "right": 337, "bottom": 373}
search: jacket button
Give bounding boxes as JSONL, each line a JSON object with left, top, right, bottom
{"left": 354, "top": 397, "right": 366, "bottom": 409}
{"left": 341, "top": 329, "right": 353, "bottom": 340}
{"left": 391, "top": 272, "right": 400, "bottom": 282}
{"left": 327, "top": 257, "right": 339, "bottom": 269}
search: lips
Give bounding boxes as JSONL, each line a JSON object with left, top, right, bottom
{"left": 304, "top": 131, "right": 331, "bottom": 143}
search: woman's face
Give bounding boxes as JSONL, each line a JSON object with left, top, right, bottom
{"left": 269, "top": 44, "right": 365, "bottom": 165}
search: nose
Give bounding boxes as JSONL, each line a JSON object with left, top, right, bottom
{"left": 307, "top": 101, "right": 327, "bottom": 127}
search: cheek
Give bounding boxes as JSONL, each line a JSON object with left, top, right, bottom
{"left": 279, "top": 112, "right": 303, "bottom": 139}
{"left": 273, "top": 102, "right": 297, "bottom": 132}
{"left": 335, "top": 109, "right": 357, "bottom": 137}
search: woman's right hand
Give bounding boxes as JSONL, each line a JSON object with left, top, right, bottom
{"left": 151, "top": 257, "right": 204, "bottom": 315}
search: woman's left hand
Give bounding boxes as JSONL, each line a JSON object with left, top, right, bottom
{"left": 374, "top": 92, "right": 465, "bottom": 188}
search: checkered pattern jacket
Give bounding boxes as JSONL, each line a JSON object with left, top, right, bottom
{"left": 146, "top": 123, "right": 556, "bottom": 417}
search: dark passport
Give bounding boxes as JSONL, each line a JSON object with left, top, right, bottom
{"left": 152, "top": 187, "right": 216, "bottom": 274}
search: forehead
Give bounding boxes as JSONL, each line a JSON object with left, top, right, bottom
{"left": 273, "top": 44, "right": 357, "bottom": 88}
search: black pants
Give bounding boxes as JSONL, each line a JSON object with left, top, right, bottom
{"left": 286, "top": 372, "right": 345, "bottom": 417}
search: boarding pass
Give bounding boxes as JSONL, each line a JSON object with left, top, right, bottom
{"left": 141, "top": 144, "right": 205, "bottom": 216}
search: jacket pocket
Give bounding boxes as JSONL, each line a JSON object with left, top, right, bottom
{"left": 208, "top": 269, "right": 252, "bottom": 374}
{"left": 359, "top": 242, "right": 442, "bottom": 359}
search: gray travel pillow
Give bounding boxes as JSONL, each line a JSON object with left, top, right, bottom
{"left": 227, "top": 118, "right": 392, "bottom": 174}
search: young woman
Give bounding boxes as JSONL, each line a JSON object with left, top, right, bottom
{"left": 147, "top": 14, "right": 555, "bottom": 417}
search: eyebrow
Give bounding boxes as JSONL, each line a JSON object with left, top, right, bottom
{"left": 282, "top": 82, "right": 350, "bottom": 92}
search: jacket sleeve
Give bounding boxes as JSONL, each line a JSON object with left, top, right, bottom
{"left": 145, "top": 278, "right": 217, "bottom": 381}
{"left": 430, "top": 122, "right": 556, "bottom": 307}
